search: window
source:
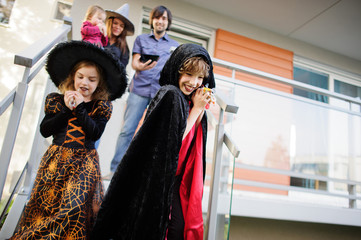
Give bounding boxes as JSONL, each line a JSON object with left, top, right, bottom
{"left": 0, "top": 0, "right": 15, "bottom": 25}
{"left": 293, "top": 66, "right": 329, "bottom": 103}
{"left": 294, "top": 56, "right": 361, "bottom": 111}
{"left": 334, "top": 80, "right": 361, "bottom": 99}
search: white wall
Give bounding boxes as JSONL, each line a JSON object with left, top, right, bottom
{"left": 0, "top": 0, "right": 71, "bottom": 99}
{"left": 0, "top": 0, "right": 72, "bottom": 200}
{"left": 73, "top": 0, "right": 361, "bottom": 75}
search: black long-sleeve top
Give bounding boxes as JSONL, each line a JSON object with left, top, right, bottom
{"left": 40, "top": 93, "right": 112, "bottom": 149}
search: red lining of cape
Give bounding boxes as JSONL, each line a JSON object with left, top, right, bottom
{"left": 176, "top": 123, "right": 204, "bottom": 239}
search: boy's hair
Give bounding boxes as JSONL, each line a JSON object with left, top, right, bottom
{"left": 178, "top": 57, "right": 210, "bottom": 79}
{"left": 84, "top": 5, "right": 105, "bottom": 21}
{"left": 149, "top": 5, "right": 172, "bottom": 30}
{"left": 59, "top": 60, "right": 109, "bottom": 100}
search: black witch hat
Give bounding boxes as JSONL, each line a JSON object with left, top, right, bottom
{"left": 46, "top": 40, "right": 127, "bottom": 100}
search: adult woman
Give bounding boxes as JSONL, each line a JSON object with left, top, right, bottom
{"left": 105, "top": 3, "right": 134, "bottom": 67}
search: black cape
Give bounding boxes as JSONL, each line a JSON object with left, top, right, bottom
{"left": 91, "top": 43, "right": 215, "bottom": 240}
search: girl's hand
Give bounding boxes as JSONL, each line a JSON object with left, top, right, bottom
{"left": 191, "top": 88, "right": 211, "bottom": 110}
{"left": 64, "top": 90, "right": 84, "bottom": 110}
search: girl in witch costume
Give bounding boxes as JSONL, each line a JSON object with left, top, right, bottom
{"left": 10, "top": 41, "right": 127, "bottom": 239}
{"left": 91, "top": 43, "right": 215, "bottom": 240}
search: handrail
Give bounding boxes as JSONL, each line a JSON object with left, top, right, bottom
{"left": 235, "top": 162, "right": 361, "bottom": 186}
{"left": 0, "top": 24, "right": 71, "bottom": 200}
{"left": 212, "top": 58, "right": 361, "bottom": 106}
{"left": 0, "top": 22, "right": 71, "bottom": 238}
{"left": 233, "top": 163, "right": 361, "bottom": 202}
{"left": 233, "top": 179, "right": 361, "bottom": 200}
{"left": 224, "top": 133, "right": 240, "bottom": 158}
{"left": 0, "top": 89, "right": 16, "bottom": 116}
{"left": 213, "top": 89, "right": 239, "bottom": 114}
{"left": 0, "top": 162, "right": 28, "bottom": 224}
{"left": 14, "top": 24, "right": 71, "bottom": 68}
{"left": 205, "top": 87, "right": 239, "bottom": 240}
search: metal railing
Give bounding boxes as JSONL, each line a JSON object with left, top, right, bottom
{"left": 212, "top": 58, "right": 361, "bottom": 106}
{"left": 204, "top": 88, "right": 239, "bottom": 240}
{"left": 206, "top": 57, "right": 361, "bottom": 234}
{"left": 0, "top": 22, "right": 71, "bottom": 239}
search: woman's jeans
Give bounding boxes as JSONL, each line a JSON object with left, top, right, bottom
{"left": 110, "top": 92, "right": 151, "bottom": 172}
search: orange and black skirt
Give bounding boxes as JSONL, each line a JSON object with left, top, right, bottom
{"left": 10, "top": 144, "right": 103, "bottom": 239}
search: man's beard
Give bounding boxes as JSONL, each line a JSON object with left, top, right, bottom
{"left": 154, "top": 27, "right": 165, "bottom": 35}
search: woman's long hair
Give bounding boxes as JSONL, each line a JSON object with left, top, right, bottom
{"left": 106, "top": 17, "right": 129, "bottom": 55}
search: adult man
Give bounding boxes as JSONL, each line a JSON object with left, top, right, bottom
{"left": 107, "top": 5, "right": 179, "bottom": 176}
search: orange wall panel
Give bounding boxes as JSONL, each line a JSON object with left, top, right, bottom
{"left": 214, "top": 28, "right": 294, "bottom": 93}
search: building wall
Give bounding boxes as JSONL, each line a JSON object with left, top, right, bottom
{"left": 71, "top": 0, "right": 361, "bottom": 177}
{"left": 72, "top": 0, "right": 361, "bottom": 75}
{"left": 0, "top": 0, "right": 72, "bottom": 182}
{"left": 0, "top": 0, "right": 71, "bottom": 99}
{"left": 229, "top": 216, "right": 361, "bottom": 240}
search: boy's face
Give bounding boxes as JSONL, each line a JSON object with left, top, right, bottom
{"left": 179, "top": 72, "right": 204, "bottom": 95}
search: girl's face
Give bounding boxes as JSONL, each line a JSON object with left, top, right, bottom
{"left": 112, "top": 18, "right": 125, "bottom": 37}
{"left": 179, "top": 72, "right": 204, "bottom": 95}
{"left": 90, "top": 11, "right": 106, "bottom": 26}
{"left": 74, "top": 66, "right": 100, "bottom": 102}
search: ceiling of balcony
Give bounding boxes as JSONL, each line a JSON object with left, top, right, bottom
{"left": 180, "top": 0, "right": 361, "bottom": 62}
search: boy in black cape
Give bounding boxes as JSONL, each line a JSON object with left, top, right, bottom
{"left": 91, "top": 43, "right": 215, "bottom": 240}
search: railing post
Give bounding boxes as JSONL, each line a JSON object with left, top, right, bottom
{"left": 348, "top": 184, "right": 356, "bottom": 209}
{"left": 0, "top": 68, "right": 30, "bottom": 200}
{"left": 205, "top": 108, "right": 225, "bottom": 240}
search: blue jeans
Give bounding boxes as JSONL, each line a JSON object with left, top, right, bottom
{"left": 110, "top": 92, "right": 151, "bottom": 172}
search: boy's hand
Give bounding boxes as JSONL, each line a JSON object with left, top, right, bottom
{"left": 202, "top": 87, "right": 215, "bottom": 109}
{"left": 192, "top": 88, "right": 211, "bottom": 110}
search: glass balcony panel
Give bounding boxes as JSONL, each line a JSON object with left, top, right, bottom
{"left": 214, "top": 77, "right": 361, "bottom": 209}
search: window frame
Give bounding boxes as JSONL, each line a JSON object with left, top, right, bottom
{"left": 294, "top": 55, "right": 361, "bottom": 94}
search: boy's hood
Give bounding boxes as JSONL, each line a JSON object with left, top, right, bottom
{"left": 159, "top": 43, "right": 215, "bottom": 89}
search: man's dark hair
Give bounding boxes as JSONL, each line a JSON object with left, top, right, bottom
{"left": 149, "top": 5, "right": 172, "bottom": 31}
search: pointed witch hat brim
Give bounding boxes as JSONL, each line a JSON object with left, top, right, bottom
{"left": 106, "top": 3, "right": 134, "bottom": 36}
{"left": 46, "top": 41, "right": 128, "bottom": 101}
